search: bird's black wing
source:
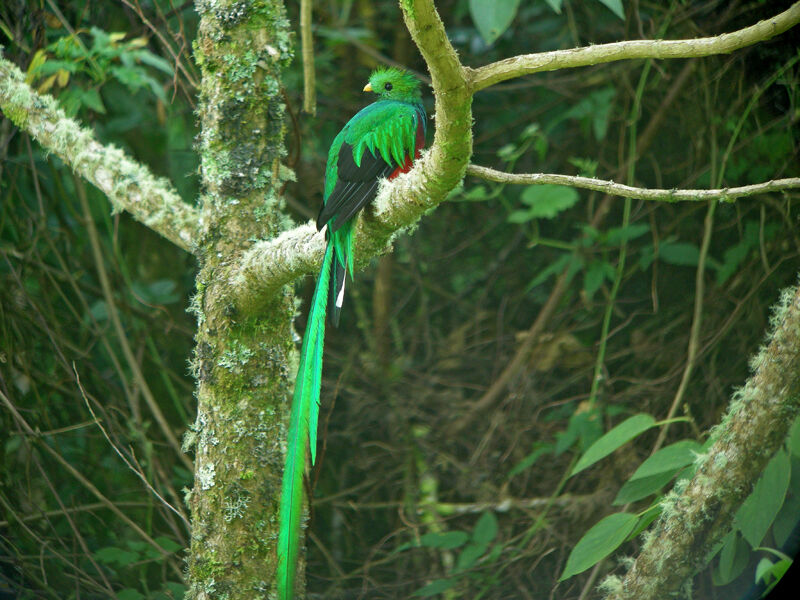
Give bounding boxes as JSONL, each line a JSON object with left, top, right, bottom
{"left": 316, "top": 142, "right": 395, "bottom": 234}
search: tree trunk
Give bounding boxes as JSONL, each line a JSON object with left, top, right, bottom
{"left": 185, "top": 2, "right": 296, "bottom": 597}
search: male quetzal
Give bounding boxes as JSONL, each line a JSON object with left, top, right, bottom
{"left": 277, "top": 67, "right": 426, "bottom": 599}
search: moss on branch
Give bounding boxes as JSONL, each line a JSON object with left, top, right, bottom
{"left": 0, "top": 53, "right": 201, "bottom": 253}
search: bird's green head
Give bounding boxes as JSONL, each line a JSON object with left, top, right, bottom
{"left": 363, "top": 67, "right": 422, "bottom": 102}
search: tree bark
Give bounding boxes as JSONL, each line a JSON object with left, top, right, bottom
{"left": 184, "top": 2, "right": 296, "bottom": 597}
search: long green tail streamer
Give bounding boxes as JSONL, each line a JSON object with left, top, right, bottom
{"left": 277, "top": 241, "right": 333, "bottom": 600}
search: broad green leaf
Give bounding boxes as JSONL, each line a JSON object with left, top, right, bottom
{"left": 456, "top": 543, "right": 486, "bottom": 572}
{"left": 735, "top": 450, "right": 791, "bottom": 547}
{"left": 773, "top": 494, "right": 800, "bottom": 548}
{"left": 713, "top": 531, "right": 749, "bottom": 586}
{"left": 559, "top": 512, "right": 638, "bottom": 580}
{"left": 519, "top": 185, "right": 579, "bottom": 219}
{"left": 413, "top": 578, "right": 456, "bottom": 597}
{"left": 627, "top": 441, "right": 701, "bottom": 481}
{"left": 571, "top": 414, "right": 656, "bottom": 476}
{"left": 472, "top": 511, "right": 498, "bottom": 546}
{"left": 596, "top": 0, "right": 625, "bottom": 19}
{"left": 469, "top": 0, "right": 522, "bottom": 45}
{"left": 613, "top": 470, "right": 676, "bottom": 505}
{"left": 420, "top": 530, "right": 469, "bottom": 550}
{"left": 118, "top": 590, "right": 145, "bottom": 600}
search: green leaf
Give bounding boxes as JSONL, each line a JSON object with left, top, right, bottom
{"left": 556, "top": 407, "right": 603, "bottom": 455}
{"left": 596, "top": 0, "right": 625, "bottom": 19}
{"left": 456, "top": 543, "right": 486, "bottom": 572}
{"left": 756, "top": 558, "right": 791, "bottom": 590}
{"left": 713, "top": 531, "right": 749, "bottom": 585}
{"left": 773, "top": 493, "right": 800, "bottom": 548}
{"left": 413, "top": 578, "right": 456, "bottom": 597}
{"left": 508, "top": 443, "right": 552, "bottom": 478}
{"left": 571, "top": 414, "right": 656, "bottom": 476}
{"left": 755, "top": 558, "right": 774, "bottom": 584}
{"left": 469, "top": 0, "right": 522, "bottom": 45}
{"left": 118, "top": 590, "right": 145, "bottom": 600}
{"left": 605, "top": 223, "right": 649, "bottom": 245}
{"left": 526, "top": 253, "right": 572, "bottom": 291}
{"left": 153, "top": 536, "right": 182, "bottom": 554}
{"left": 519, "top": 185, "right": 579, "bottom": 220}
{"left": 420, "top": 531, "right": 469, "bottom": 550}
{"left": 472, "top": 511, "right": 498, "bottom": 546}
{"left": 613, "top": 470, "right": 677, "bottom": 505}
{"left": 544, "top": 0, "right": 564, "bottom": 13}
{"left": 162, "top": 582, "right": 187, "bottom": 599}
{"left": 626, "top": 504, "right": 661, "bottom": 540}
{"left": 716, "top": 221, "right": 758, "bottom": 285}
{"left": 628, "top": 441, "right": 701, "bottom": 481}
{"left": 613, "top": 442, "right": 700, "bottom": 504}
{"left": 583, "top": 260, "right": 611, "bottom": 300}
{"left": 133, "top": 49, "right": 174, "bottom": 75}
{"left": 735, "top": 450, "right": 791, "bottom": 547}
{"left": 559, "top": 512, "right": 638, "bottom": 580}
{"left": 460, "top": 185, "right": 489, "bottom": 202}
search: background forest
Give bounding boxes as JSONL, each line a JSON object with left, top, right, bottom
{"left": 1, "top": 0, "right": 799, "bottom": 599}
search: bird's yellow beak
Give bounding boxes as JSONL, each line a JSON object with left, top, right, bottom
{"left": 363, "top": 82, "right": 373, "bottom": 92}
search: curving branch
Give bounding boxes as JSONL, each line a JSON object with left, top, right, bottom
{"left": 468, "top": 3, "right": 800, "bottom": 91}
{"left": 604, "top": 282, "right": 800, "bottom": 600}
{"left": 467, "top": 164, "right": 800, "bottom": 202}
{"left": 231, "top": 0, "right": 473, "bottom": 310}
{"left": 0, "top": 54, "right": 201, "bottom": 253}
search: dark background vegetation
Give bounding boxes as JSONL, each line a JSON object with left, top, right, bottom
{"left": 1, "top": 0, "right": 799, "bottom": 598}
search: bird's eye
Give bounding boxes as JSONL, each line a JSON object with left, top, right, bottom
{"left": 384, "top": 82, "right": 393, "bottom": 91}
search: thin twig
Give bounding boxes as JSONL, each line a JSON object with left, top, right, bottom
{"left": 466, "top": 165, "right": 800, "bottom": 202}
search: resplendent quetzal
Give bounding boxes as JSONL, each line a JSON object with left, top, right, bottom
{"left": 277, "top": 67, "right": 426, "bottom": 599}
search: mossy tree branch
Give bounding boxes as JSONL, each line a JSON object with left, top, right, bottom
{"left": 467, "top": 165, "right": 800, "bottom": 203}
{"left": 603, "top": 282, "right": 800, "bottom": 600}
{"left": 229, "top": 1, "right": 800, "bottom": 312}
{"left": 468, "top": 2, "right": 800, "bottom": 91}
{"left": 0, "top": 54, "right": 201, "bottom": 253}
